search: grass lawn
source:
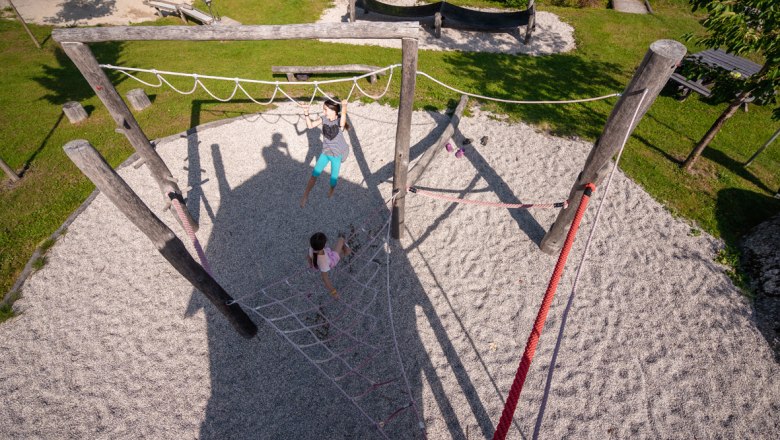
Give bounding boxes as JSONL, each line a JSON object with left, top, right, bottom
{"left": 0, "top": 0, "right": 778, "bottom": 315}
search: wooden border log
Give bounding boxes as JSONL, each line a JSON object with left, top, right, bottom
{"left": 63, "top": 139, "right": 258, "bottom": 339}
{"left": 407, "top": 95, "right": 468, "bottom": 187}
{"left": 8, "top": 0, "right": 40, "bottom": 49}
{"left": 391, "top": 37, "right": 419, "bottom": 239}
{"left": 51, "top": 22, "right": 420, "bottom": 43}
{"left": 59, "top": 41, "right": 198, "bottom": 232}
{"left": 127, "top": 88, "right": 152, "bottom": 111}
{"left": 0, "top": 157, "right": 20, "bottom": 183}
{"left": 62, "top": 101, "right": 88, "bottom": 124}
{"left": 539, "top": 40, "right": 686, "bottom": 254}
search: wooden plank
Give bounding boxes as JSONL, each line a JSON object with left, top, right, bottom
{"left": 271, "top": 65, "right": 382, "bottom": 74}
{"left": 59, "top": 41, "right": 199, "bottom": 232}
{"left": 63, "top": 139, "right": 258, "bottom": 339}
{"left": 0, "top": 157, "right": 20, "bottom": 182}
{"left": 540, "top": 40, "right": 687, "bottom": 254}
{"left": 391, "top": 38, "right": 419, "bottom": 240}
{"left": 52, "top": 22, "right": 420, "bottom": 43}
{"left": 407, "top": 95, "right": 469, "bottom": 187}
{"left": 669, "top": 73, "right": 711, "bottom": 98}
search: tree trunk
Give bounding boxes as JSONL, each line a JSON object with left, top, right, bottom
{"left": 682, "top": 89, "right": 751, "bottom": 172}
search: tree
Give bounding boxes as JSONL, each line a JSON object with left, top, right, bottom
{"left": 682, "top": 0, "right": 780, "bottom": 172}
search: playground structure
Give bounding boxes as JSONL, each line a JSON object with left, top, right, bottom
{"left": 51, "top": 21, "right": 685, "bottom": 439}
{"left": 144, "top": 0, "right": 218, "bottom": 25}
{"left": 348, "top": 0, "right": 536, "bottom": 43}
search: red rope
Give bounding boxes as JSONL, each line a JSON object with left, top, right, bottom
{"left": 492, "top": 183, "right": 596, "bottom": 440}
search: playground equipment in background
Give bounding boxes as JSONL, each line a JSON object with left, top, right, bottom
{"left": 348, "top": 0, "right": 536, "bottom": 43}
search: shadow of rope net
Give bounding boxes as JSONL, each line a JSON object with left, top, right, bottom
{"left": 233, "top": 211, "right": 426, "bottom": 439}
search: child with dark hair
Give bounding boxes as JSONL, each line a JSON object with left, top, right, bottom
{"left": 307, "top": 232, "right": 352, "bottom": 299}
{"left": 300, "top": 98, "right": 351, "bottom": 207}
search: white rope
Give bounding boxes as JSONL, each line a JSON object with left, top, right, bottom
{"left": 415, "top": 70, "right": 621, "bottom": 104}
{"left": 102, "top": 63, "right": 399, "bottom": 86}
{"left": 104, "top": 64, "right": 619, "bottom": 106}
{"left": 353, "top": 67, "right": 396, "bottom": 100}
{"left": 532, "top": 89, "right": 649, "bottom": 439}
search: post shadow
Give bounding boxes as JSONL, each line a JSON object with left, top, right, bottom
{"left": 175, "top": 110, "right": 514, "bottom": 438}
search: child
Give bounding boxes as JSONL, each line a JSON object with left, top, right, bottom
{"left": 307, "top": 232, "right": 352, "bottom": 299}
{"left": 300, "top": 98, "right": 351, "bottom": 208}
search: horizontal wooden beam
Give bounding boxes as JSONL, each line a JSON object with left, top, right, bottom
{"left": 52, "top": 22, "right": 420, "bottom": 43}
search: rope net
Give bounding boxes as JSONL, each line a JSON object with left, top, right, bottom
{"left": 228, "top": 203, "right": 426, "bottom": 439}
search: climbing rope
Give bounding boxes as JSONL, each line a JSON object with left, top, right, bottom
{"left": 408, "top": 186, "right": 568, "bottom": 209}
{"left": 532, "top": 89, "right": 650, "bottom": 439}
{"left": 101, "top": 64, "right": 620, "bottom": 107}
{"left": 492, "top": 183, "right": 596, "bottom": 440}
{"left": 225, "top": 195, "right": 425, "bottom": 438}
{"left": 169, "top": 195, "right": 213, "bottom": 276}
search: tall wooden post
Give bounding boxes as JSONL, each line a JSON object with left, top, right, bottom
{"left": 391, "top": 37, "right": 418, "bottom": 239}
{"left": 63, "top": 139, "right": 258, "bottom": 339}
{"left": 0, "top": 157, "right": 20, "bottom": 182}
{"left": 540, "top": 39, "right": 686, "bottom": 255}
{"left": 8, "top": 0, "right": 41, "bottom": 49}
{"left": 59, "top": 41, "right": 198, "bottom": 232}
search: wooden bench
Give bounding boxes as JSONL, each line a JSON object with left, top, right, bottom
{"left": 178, "top": 4, "right": 215, "bottom": 25}
{"left": 271, "top": 65, "right": 384, "bottom": 83}
{"left": 669, "top": 72, "right": 712, "bottom": 98}
{"left": 143, "top": 0, "right": 179, "bottom": 16}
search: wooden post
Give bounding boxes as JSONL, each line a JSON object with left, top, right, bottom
{"left": 59, "top": 41, "right": 199, "bottom": 232}
{"left": 391, "top": 37, "right": 419, "bottom": 239}
{"left": 8, "top": 0, "right": 40, "bottom": 49}
{"left": 62, "top": 101, "right": 88, "bottom": 123}
{"left": 407, "top": 95, "right": 468, "bottom": 187}
{"left": 745, "top": 126, "right": 780, "bottom": 168}
{"left": 349, "top": 0, "right": 356, "bottom": 22}
{"left": 0, "top": 157, "right": 20, "bottom": 183}
{"left": 539, "top": 40, "right": 686, "bottom": 255}
{"left": 62, "top": 139, "right": 258, "bottom": 339}
{"left": 524, "top": 0, "right": 535, "bottom": 44}
{"left": 126, "top": 88, "right": 152, "bottom": 111}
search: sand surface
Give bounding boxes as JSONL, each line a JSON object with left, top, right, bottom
{"left": 318, "top": 1, "right": 575, "bottom": 55}
{"left": 1, "top": 0, "right": 162, "bottom": 25}
{"left": 1, "top": 101, "right": 778, "bottom": 439}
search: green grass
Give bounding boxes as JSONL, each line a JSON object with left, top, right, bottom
{"left": 0, "top": 0, "right": 778, "bottom": 301}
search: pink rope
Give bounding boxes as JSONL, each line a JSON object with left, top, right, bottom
{"left": 170, "top": 197, "right": 213, "bottom": 276}
{"left": 409, "top": 187, "right": 568, "bottom": 209}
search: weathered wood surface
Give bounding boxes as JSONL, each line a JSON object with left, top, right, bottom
{"left": 407, "top": 94, "right": 468, "bottom": 187}
{"left": 540, "top": 39, "right": 686, "bottom": 254}
{"left": 127, "top": 88, "right": 152, "bottom": 111}
{"left": 62, "top": 101, "right": 88, "bottom": 124}
{"left": 391, "top": 38, "right": 419, "bottom": 240}
{"left": 52, "top": 22, "right": 420, "bottom": 43}
{"left": 272, "top": 64, "right": 383, "bottom": 83}
{"left": 0, "top": 157, "right": 20, "bottom": 182}
{"left": 60, "top": 42, "right": 198, "bottom": 232}
{"left": 63, "top": 139, "right": 258, "bottom": 339}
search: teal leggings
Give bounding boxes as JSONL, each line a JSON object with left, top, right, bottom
{"left": 312, "top": 154, "right": 342, "bottom": 188}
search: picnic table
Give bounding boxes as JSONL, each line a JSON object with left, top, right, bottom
{"left": 669, "top": 49, "right": 762, "bottom": 102}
